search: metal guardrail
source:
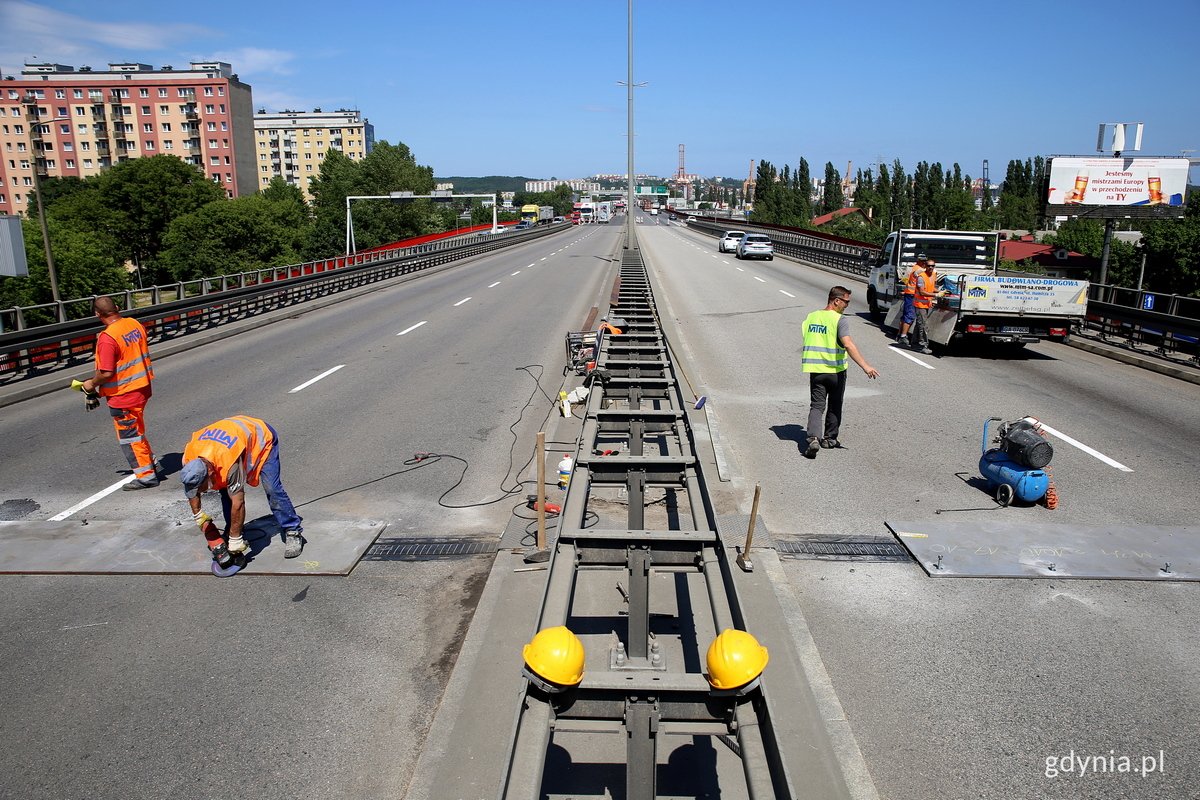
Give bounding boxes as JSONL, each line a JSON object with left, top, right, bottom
{"left": 1084, "top": 285, "right": 1200, "bottom": 363}
{"left": 686, "top": 218, "right": 878, "bottom": 276}
{"left": 0, "top": 224, "right": 563, "bottom": 380}
{"left": 0, "top": 224, "right": 515, "bottom": 332}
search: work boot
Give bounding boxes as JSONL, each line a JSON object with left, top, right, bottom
{"left": 804, "top": 438, "right": 820, "bottom": 459}
{"left": 821, "top": 438, "right": 840, "bottom": 449}
{"left": 283, "top": 530, "right": 305, "bottom": 559}
{"left": 122, "top": 477, "right": 159, "bottom": 491}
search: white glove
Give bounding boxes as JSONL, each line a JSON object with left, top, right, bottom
{"left": 193, "top": 510, "right": 213, "bottom": 531}
{"left": 227, "top": 536, "right": 249, "bottom": 555}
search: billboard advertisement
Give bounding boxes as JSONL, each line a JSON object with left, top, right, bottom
{"left": 1047, "top": 157, "right": 1188, "bottom": 207}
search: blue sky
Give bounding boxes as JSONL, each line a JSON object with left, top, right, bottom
{"left": 3, "top": 0, "right": 1198, "bottom": 184}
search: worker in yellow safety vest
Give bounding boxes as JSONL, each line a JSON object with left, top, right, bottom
{"left": 801, "top": 286, "right": 879, "bottom": 459}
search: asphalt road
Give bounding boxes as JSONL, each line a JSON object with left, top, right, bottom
{"left": 0, "top": 223, "right": 625, "bottom": 800}
{"left": 639, "top": 221, "right": 1200, "bottom": 800}
{"left": 4, "top": 216, "right": 1198, "bottom": 799}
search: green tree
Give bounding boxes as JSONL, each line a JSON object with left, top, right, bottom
{"left": 795, "top": 158, "right": 813, "bottom": 222}
{"left": 821, "top": 162, "right": 844, "bottom": 216}
{"left": 160, "top": 195, "right": 306, "bottom": 280}
{"left": 1137, "top": 197, "right": 1200, "bottom": 296}
{"left": 93, "top": 155, "right": 226, "bottom": 283}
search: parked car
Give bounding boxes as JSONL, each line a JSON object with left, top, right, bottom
{"left": 736, "top": 233, "right": 774, "bottom": 260}
{"left": 717, "top": 230, "right": 746, "bottom": 253}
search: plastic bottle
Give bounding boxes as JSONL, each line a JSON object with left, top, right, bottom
{"left": 557, "top": 455, "right": 573, "bottom": 489}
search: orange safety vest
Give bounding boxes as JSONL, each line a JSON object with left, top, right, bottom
{"left": 96, "top": 317, "right": 153, "bottom": 397}
{"left": 912, "top": 270, "right": 938, "bottom": 309}
{"left": 183, "top": 416, "right": 275, "bottom": 491}
{"left": 902, "top": 266, "right": 920, "bottom": 296}
{"left": 598, "top": 322, "right": 623, "bottom": 335}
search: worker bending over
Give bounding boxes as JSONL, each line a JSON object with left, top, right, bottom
{"left": 180, "top": 415, "right": 304, "bottom": 567}
{"left": 80, "top": 297, "right": 161, "bottom": 490}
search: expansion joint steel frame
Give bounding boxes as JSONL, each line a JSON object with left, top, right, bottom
{"left": 498, "top": 235, "right": 796, "bottom": 800}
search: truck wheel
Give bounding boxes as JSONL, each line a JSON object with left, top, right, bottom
{"left": 867, "top": 287, "right": 882, "bottom": 322}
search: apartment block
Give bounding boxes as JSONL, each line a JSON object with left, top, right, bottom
{"left": 525, "top": 179, "right": 600, "bottom": 194}
{"left": 254, "top": 110, "right": 374, "bottom": 200}
{"left": 0, "top": 61, "right": 255, "bottom": 217}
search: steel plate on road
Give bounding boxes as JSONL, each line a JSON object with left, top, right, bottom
{"left": 888, "top": 520, "right": 1199, "bottom": 580}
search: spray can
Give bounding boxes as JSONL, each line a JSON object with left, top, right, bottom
{"left": 557, "top": 454, "right": 573, "bottom": 489}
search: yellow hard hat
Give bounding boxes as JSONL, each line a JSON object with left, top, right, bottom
{"left": 706, "top": 629, "right": 769, "bottom": 690}
{"left": 522, "top": 626, "right": 585, "bottom": 687}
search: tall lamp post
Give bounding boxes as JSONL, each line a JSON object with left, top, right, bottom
{"left": 24, "top": 96, "right": 63, "bottom": 316}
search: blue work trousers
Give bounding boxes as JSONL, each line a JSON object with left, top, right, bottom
{"left": 220, "top": 426, "right": 302, "bottom": 533}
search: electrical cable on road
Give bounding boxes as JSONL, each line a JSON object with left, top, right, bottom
{"left": 297, "top": 364, "right": 580, "bottom": 510}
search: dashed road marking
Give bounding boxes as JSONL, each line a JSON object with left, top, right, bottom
{"left": 290, "top": 364, "right": 346, "bottom": 393}
{"left": 397, "top": 321, "right": 428, "bottom": 336}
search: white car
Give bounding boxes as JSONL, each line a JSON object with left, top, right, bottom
{"left": 736, "top": 233, "right": 774, "bottom": 260}
{"left": 718, "top": 231, "right": 746, "bottom": 253}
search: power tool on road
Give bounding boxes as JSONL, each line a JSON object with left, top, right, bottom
{"left": 196, "top": 511, "right": 250, "bottom": 577}
{"left": 69, "top": 378, "right": 101, "bottom": 411}
{"left": 979, "top": 416, "right": 1057, "bottom": 507}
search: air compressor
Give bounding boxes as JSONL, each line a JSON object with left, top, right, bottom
{"left": 979, "top": 416, "right": 1056, "bottom": 507}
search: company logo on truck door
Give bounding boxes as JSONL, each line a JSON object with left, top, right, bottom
{"left": 967, "top": 286, "right": 988, "bottom": 298}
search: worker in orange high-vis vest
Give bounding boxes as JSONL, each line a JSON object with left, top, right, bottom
{"left": 909, "top": 258, "right": 939, "bottom": 354}
{"left": 180, "top": 416, "right": 304, "bottom": 567}
{"left": 896, "top": 254, "right": 927, "bottom": 346}
{"left": 80, "top": 296, "right": 160, "bottom": 490}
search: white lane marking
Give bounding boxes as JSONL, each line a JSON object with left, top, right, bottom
{"left": 50, "top": 476, "right": 137, "bottom": 520}
{"left": 754, "top": 276, "right": 766, "bottom": 283}
{"left": 290, "top": 364, "right": 345, "bottom": 393}
{"left": 61, "top": 622, "right": 109, "bottom": 631}
{"left": 397, "top": 321, "right": 428, "bottom": 336}
{"left": 511, "top": 271, "right": 521, "bottom": 276}
{"left": 890, "top": 347, "right": 936, "bottom": 369}
{"left": 722, "top": 260, "right": 730, "bottom": 264}
{"left": 540, "top": 257, "right": 547, "bottom": 261}
{"left": 453, "top": 297, "right": 472, "bottom": 307}
{"left": 735, "top": 267, "right": 745, "bottom": 272}
{"left": 488, "top": 281, "right": 501, "bottom": 288}
{"left": 1037, "top": 422, "right": 1133, "bottom": 472}
{"left": 526, "top": 263, "right": 536, "bottom": 268}
{"left": 780, "top": 290, "right": 796, "bottom": 298}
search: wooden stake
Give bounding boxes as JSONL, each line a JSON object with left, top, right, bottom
{"left": 536, "top": 431, "right": 546, "bottom": 551}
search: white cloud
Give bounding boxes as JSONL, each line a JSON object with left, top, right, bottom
{"left": 0, "top": 1, "right": 210, "bottom": 69}
{"left": 209, "top": 47, "right": 296, "bottom": 77}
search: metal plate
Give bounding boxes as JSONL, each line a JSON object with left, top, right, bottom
{"left": 363, "top": 537, "right": 495, "bottom": 561}
{"left": 777, "top": 538, "right": 911, "bottom": 562}
{"left": 888, "top": 520, "right": 1199, "bottom": 580}
{"left": 0, "top": 519, "right": 386, "bottom": 576}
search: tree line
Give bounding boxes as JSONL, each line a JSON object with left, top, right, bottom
{"left": 749, "top": 156, "right": 1199, "bottom": 297}
{"left": 0, "top": 143, "right": 510, "bottom": 322}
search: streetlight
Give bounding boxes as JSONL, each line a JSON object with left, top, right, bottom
{"left": 23, "top": 95, "right": 65, "bottom": 317}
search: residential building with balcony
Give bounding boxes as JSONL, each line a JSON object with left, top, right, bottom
{"left": 253, "top": 109, "right": 374, "bottom": 201}
{"left": 0, "top": 61, "right": 255, "bottom": 217}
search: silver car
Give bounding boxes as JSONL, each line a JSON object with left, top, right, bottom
{"left": 736, "top": 233, "right": 774, "bottom": 260}
{"left": 718, "top": 230, "right": 746, "bottom": 253}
